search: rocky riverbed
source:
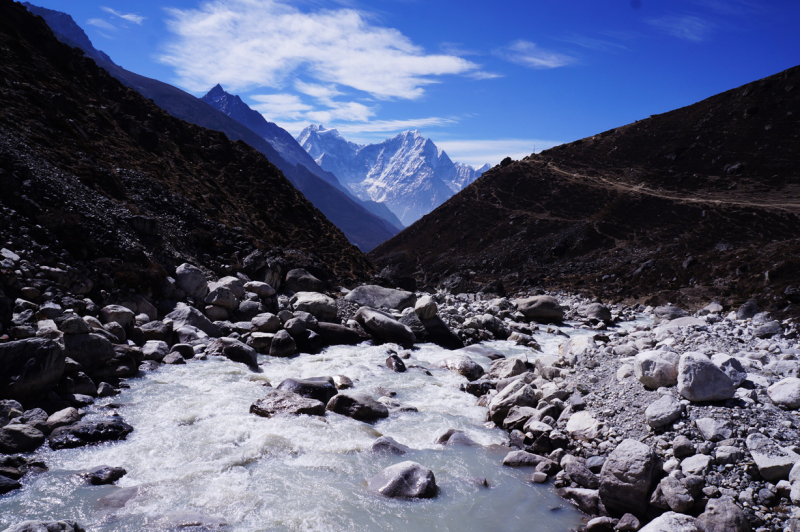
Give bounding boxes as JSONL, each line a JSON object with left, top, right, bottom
{"left": 1, "top": 244, "right": 799, "bottom": 531}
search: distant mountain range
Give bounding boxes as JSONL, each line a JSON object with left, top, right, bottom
{"left": 298, "top": 126, "right": 489, "bottom": 226}
{"left": 22, "top": 2, "right": 399, "bottom": 251}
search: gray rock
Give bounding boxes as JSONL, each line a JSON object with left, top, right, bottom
{"left": 276, "top": 377, "right": 337, "bottom": 404}
{"left": 46, "top": 407, "right": 80, "bottom": 431}
{"left": 284, "top": 269, "right": 324, "bottom": 293}
{"left": 745, "top": 433, "right": 800, "bottom": 481}
{"left": 715, "top": 446, "right": 744, "bottom": 465}
{"left": 205, "top": 338, "right": 258, "bottom": 368}
{"left": 488, "top": 380, "right": 541, "bottom": 425}
{"left": 557, "top": 487, "right": 604, "bottom": 515}
{"left": 584, "top": 303, "right": 612, "bottom": 322}
{"left": 2, "top": 521, "right": 85, "bottom": 532}
{"left": 736, "top": 300, "right": 759, "bottom": 320}
{"left": 754, "top": 321, "right": 782, "bottom": 339}
{"left": 634, "top": 350, "right": 679, "bottom": 389}
{"left": 175, "top": 263, "right": 209, "bottom": 300}
{"left": 251, "top": 313, "right": 282, "bottom": 333}
{"left": 696, "top": 418, "right": 734, "bottom": 442}
{"left": 440, "top": 356, "right": 484, "bottom": 381}
{"left": 371, "top": 436, "right": 410, "bottom": 455}
{"left": 502, "top": 450, "right": 549, "bottom": 467}
{"left": 645, "top": 395, "right": 683, "bottom": 429}
{"left": 434, "top": 428, "right": 478, "bottom": 446}
{"left": 236, "top": 300, "right": 265, "bottom": 320}
{"left": 249, "top": 389, "right": 326, "bottom": 417}
{"left": 48, "top": 418, "right": 133, "bottom": 450}
{"left": 386, "top": 354, "right": 406, "bottom": 372}
{"left": 653, "top": 305, "right": 688, "bottom": 325}
{"left": 166, "top": 306, "right": 221, "bottom": 338}
{"left": 658, "top": 476, "right": 694, "bottom": 513}
{"left": 205, "top": 282, "right": 238, "bottom": 311}
{"left": 767, "top": 377, "right": 800, "bottom": 409}
{"left": 681, "top": 454, "right": 711, "bottom": 475}
{"left": 0, "top": 338, "right": 65, "bottom": 400}
{"left": 290, "top": 292, "right": 337, "bottom": 322}
{"left": 414, "top": 296, "right": 437, "bottom": 320}
{"left": 599, "top": 439, "right": 659, "bottom": 517}
{"left": 244, "top": 281, "right": 275, "bottom": 298}
{"left": 615, "top": 514, "right": 641, "bottom": 532}
{"left": 678, "top": 352, "right": 736, "bottom": 402}
{"left": 0, "top": 475, "right": 21, "bottom": 495}
{"left": 269, "top": 330, "right": 296, "bottom": 357}
{"left": 515, "top": 296, "right": 564, "bottom": 322}
{"left": 326, "top": 393, "right": 388, "bottom": 421}
{"left": 710, "top": 354, "right": 748, "bottom": 387}
{"left": 132, "top": 320, "right": 173, "bottom": 344}
{"left": 368, "top": 461, "right": 437, "bottom": 498}
{"left": 162, "top": 353, "right": 185, "bottom": 365}
{"left": 638, "top": 512, "right": 701, "bottom": 532}
{"left": 99, "top": 305, "right": 135, "bottom": 331}
{"left": 141, "top": 340, "right": 169, "bottom": 362}
{"left": 354, "top": 307, "right": 416, "bottom": 348}
{"left": 59, "top": 315, "right": 90, "bottom": 335}
{"left": 315, "top": 322, "right": 368, "bottom": 346}
{"left": 696, "top": 497, "right": 752, "bottom": 532}
{"left": 564, "top": 460, "right": 599, "bottom": 489}
{"left": 487, "top": 357, "right": 527, "bottom": 379}
{"left": 82, "top": 466, "right": 127, "bottom": 485}
{"left": 0, "top": 424, "right": 45, "bottom": 453}
{"left": 345, "top": 285, "right": 416, "bottom": 311}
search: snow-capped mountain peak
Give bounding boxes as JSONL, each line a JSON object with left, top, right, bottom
{"left": 297, "top": 126, "right": 489, "bottom": 226}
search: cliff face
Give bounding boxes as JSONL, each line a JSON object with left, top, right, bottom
{"left": 0, "top": 0, "right": 373, "bottom": 292}
{"left": 371, "top": 65, "right": 800, "bottom": 311}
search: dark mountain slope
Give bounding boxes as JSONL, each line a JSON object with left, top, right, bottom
{"left": 22, "top": 2, "right": 398, "bottom": 252}
{"left": 371, "top": 65, "right": 800, "bottom": 312}
{"left": 0, "top": 0, "right": 371, "bottom": 291}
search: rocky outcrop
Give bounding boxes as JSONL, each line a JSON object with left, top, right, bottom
{"left": 368, "top": 461, "right": 437, "bottom": 499}
{"left": 0, "top": 338, "right": 65, "bottom": 400}
{"left": 345, "top": 285, "right": 416, "bottom": 311}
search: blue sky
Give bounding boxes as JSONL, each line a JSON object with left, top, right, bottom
{"left": 28, "top": 0, "right": 800, "bottom": 166}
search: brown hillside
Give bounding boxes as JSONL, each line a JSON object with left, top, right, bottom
{"left": 371, "top": 65, "right": 800, "bottom": 313}
{"left": 0, "top": 0, "right": 372, "bottom": 292}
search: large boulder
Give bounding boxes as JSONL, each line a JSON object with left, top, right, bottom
{"left": 345, "top": 285, "right": 417, "bottom": 311}
{"left": 440, "top": 356, "right": 484, "bottom": 381}
{"left": 205, "top": 338, "right": 258, "bottom": 369}
{"left": 678, "top": 352, "right": 736, "bottom": 402}
{"left": 583, "top": 303, "right": 612, "bottom": 322}
{"left": 0, "top": 338, "right": 65, "bottom": 400}
{"left": 515, "top": 296, "right": 564, "bottom": 323}
{"left": 215, "top": 276, "right": 245, "bottom": 299}
{"left": 204, "top": 284, "right": 238, "bottom": 312}
{"left": 767, "top": 377, "right": 800, "bottom": 409}
{"left": 754, "top": 321, "right": 782, "bottom": 339}
{"left": 711, "top": 354, "right": 748, "bottom": 387}
{"left": 745, "top": 433, "right": 800, "bottom": 481}
{"left": 166, "top": 306, "right": 221, "bottom": 338}
{"left": 0, "top": 424, "right": 46, "bottom": 453}
{"left": 599, "top": 439, "right": 659, "bottom": 517}
{"left": 244, "top": 281, "right": 275, "bottom": 298}
{"left": 290, "top": 292, "right": 338, "bottom": 322}
{"left": 175, "top": 263, "right": 209, "bottom": 300}
{"left": 326, "top": 393, "right": 388, "bottom": 421}
{"left": 414, "top": 296, "right": 438, "bottom": 320}
{"left": 653, "top": 305, "right": 688, "bottom": 325}
{"left": 566, "top": 411, "right": 601, "bottom": 441}
{"left": 276, "top": 377, "right": 338, "bottom": 404}
{"left": 249, "top": 389, "right": 326, "bottom": 417}
{"left": 354, "top": 307, "right": 416, "bottom": 348}
{"left": 99, "top": 305, "right": 136, "bottom": 331}
{"left": 269, "top": 330, "right": 296, "bottom": 357}
{"left": 2, "top": 521, "right": 85, "bottom": 532}
{"left": 696, "top": 497, "right": 752, "bottom": 532}
{"left": 284, "top": 269, "right": 324, "bottom": 293}
{"left": 634, "top": 350, "right": 679, "bottom": 389}
{"left": 644, "top": 395, "right": 683, "bottom": 429}
{"left": 368, "top": 461, "right": 437, "bottom": 499}
{"left": 251, "top": 313, "right": 282, "bottom": 333}
{"left": 371, "top": 436, "right": 410, "bottom": 455}
{"left": 316, "top": 322, "right": 369, "bottom": 346}
{"left": 638, "top": 512, "right": 701, "bottom": 532}
{"left": 488, "top": 380, "right": 541, "bottom": 425}
{"left": 48, "top": 418, "right": 133, "bottom": 450}
{"left": 487, "top": 357, "right": 527, "bottom": 379}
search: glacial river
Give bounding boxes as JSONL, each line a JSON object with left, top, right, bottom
{"left": 0, "top": 330, "right": 594, "bottom": 531}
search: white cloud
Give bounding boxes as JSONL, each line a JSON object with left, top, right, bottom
{"left": 100, "top": 6, "right": 145, "bottom": 24}
{"left": 305, "top": 101, "right": 374, "bottom": 123}
{"left": 86, "top": 18, "right": 116, "bottom": 31}
{"left": 160, "top": 0, "right": 479, "bottom": 98}
{"left": 647, "top": 15, "right": 712, "bottom": 42}
{"left": 293, "top": 81, "right": 343, "bottom": 105}
{"left": 251, "top": 93, "right": 313, "bottom": 120}
{"left": 434, "top": 139, "right": 563, "bottom": 167}
{"left": 497, "top": 40, "right": 575, "bottom": 69}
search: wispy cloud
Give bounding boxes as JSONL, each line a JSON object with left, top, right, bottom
{"left": 560, "top": 34, "right": 628, "bottom": 52}
{"left": 435, "top": 139, "right": 563, "bottom": 167}
{"left": 692, "top": 0, "right": 763, "bottom": 16}
{"left": 100, "top": 6, "right": 145, "bottom": 25}
{"left": 160, "top": 0, "right": 479, "bottom": 99}
{"left": 647, "top": 15, "right": 713, "bottom": 42}
{"left": 86, "top": 18, "right": 116, "bottom": 31}
{"left": 251, "top": 93, "right": 313, "bottom": 120}
{"left": 495, "top": 40, "right": 575, "bottom": 69}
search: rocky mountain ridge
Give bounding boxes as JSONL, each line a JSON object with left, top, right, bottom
{"left": 298, "top": 125, "right": 489, "bottom": 226}
{"left": 371, "top": 65, "right": 800, "bottom": 317}
{"left": 22, "top": 2, "right": 399, "bottom": 252}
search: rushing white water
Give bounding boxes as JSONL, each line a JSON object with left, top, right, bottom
{"left": 0, "top": 335, "right": 591, "bottom": 532}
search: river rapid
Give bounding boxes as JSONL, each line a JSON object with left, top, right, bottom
{"left": 0, "top": 330, "right": 598, "bottom": 532}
